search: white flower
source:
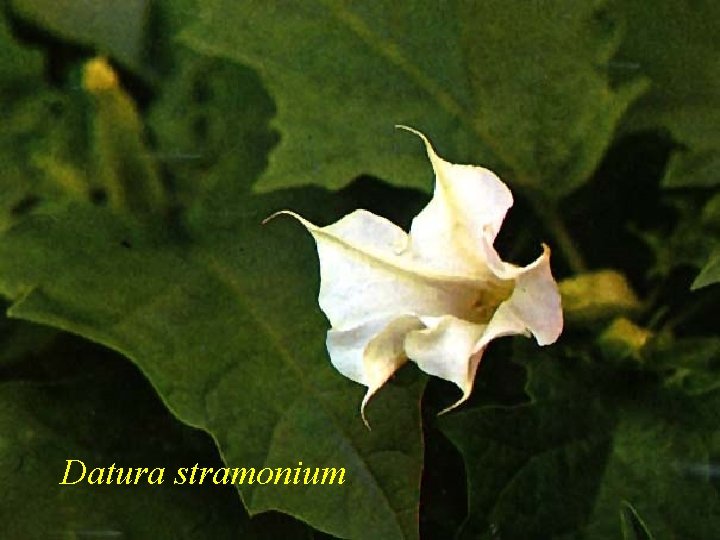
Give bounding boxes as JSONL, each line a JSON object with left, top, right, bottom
{"left": 271, "top": 127, "right": 563, "bottom": 425}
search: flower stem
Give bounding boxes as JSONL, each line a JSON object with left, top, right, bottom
{"left": 529, "top": 195, "right": 587, "bottom": 274}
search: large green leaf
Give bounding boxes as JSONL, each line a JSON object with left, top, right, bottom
{"left": 618, "top": 1, "right": 720, "bottom": 294}
{"left": 147, "top": 51, "right": 277, "bottom": 214}
{"left": 181, "top": 0, "right": 644, "bottom": 197}
{"left": 0, "top": 41, "right": 424, "bottom": 537}
{"left": 0, "top": 194, "right": 424, "bottom": 539}
{"left": 439, "top": 345, "right": 720, "bottom": 538}
{"left": 0, "top": 337, "right": 246, "bottom": 538}
{"left": 0, "top": 322, "right": 328, "bottom": 539}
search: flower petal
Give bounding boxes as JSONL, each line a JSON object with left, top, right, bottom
{"left": 272, "top": 210, "right": 481, "bottom": 329}
{"left": 404, "top": 315, "right": 486, "bottom": 410}
{"left": 399, "top": 126, "right": 514, "bottom": 278}
{"left": 327, "top": 315, "right": 424, "bottom": 426}
{"left": 479, "top": 245, "right": 563, "bottom": 348}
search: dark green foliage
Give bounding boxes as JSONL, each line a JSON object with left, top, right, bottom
{"left": 0, "top": 1, "right": 718, "bottom": 538}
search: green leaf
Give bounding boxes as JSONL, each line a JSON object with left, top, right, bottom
{"left": 0, "top": 191, "right": 424, "bottom": 539}
{"left": 439, "top": 347, "right": 720, "bottom": 538}
{"left": 181, "top": 0, "right": 644, "bottom": 197}
{"left": 0, "top": 330, "right": 249, "bottom": 539}
{"left": 0, "top": 7, "right": 425, "bottom": 534}
{"left": 586, "top": 401, "right": 720, "bottom": 539}
{"left": 606, "top": 2, "right": 720, "bottom": 288}
{"left": 147, "top": 51, "right": 276, "bottom": 214}
{"left": 9, "top": 0, "right": 150, "bottom": 72}
{"left": 618, "top": 0, "right": 720, "bottom": 188}
{"left": 0, "top": 63, "right": 426, "bottom": 537}
{"left": 439, "top": 385, "right": 612, "bottom": 537}
{"left": 692, "top": 251, "right": 720, "bottom": 290}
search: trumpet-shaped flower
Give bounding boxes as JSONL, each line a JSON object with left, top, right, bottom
{"left": 271, "top": 127, "right": 563, "bottom": 425}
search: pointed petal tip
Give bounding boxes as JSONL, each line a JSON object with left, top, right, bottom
{"left": 541, "top": 243, "right": 551, "bottom": 256}
{"left": 360, "top": 392, "right": 373, "bottom": 430}
{"left": 262, "top": 210, "right": 318, "bottom": 232}
{"left": 262, "top": 209, "right": 296, "bottom": 225}
{"left": 395, "top": 124, "right": 425, "bottom": 140}
{"left": 395, "top": 124, "right": 439, "bottom": 158}
{"left": 437, "top": 387, "right": 472, "bottom": 416}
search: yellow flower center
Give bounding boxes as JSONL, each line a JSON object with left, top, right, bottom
{"left": 464, "top": 278, "right": 514, "bottom": 324}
